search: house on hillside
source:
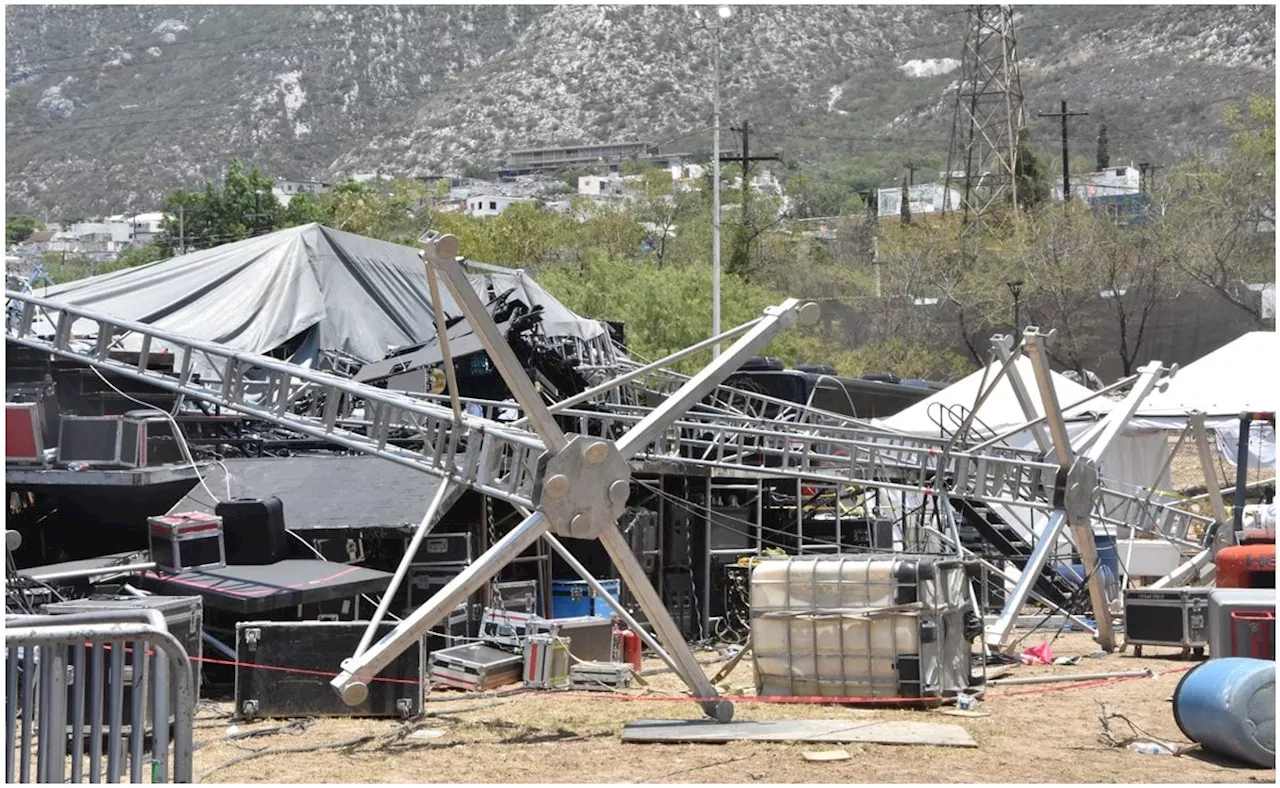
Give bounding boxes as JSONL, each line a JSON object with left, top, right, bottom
{"left": 464, "top": 195, "right": 535, "bottom": 218}
{"left": 578, "top": 174, "right": 625, "bottom": 197}
{"left": 1090, "top": 192, "right": 1155, "bottom": 227}
{"left": 1062, "top": 165, "right": 1141, "bottom": 203}
{"left": 11, "top": 229, "right": 55, "bottom": 262}
{"left": 129, "top": 213, "right": 167, "bottom": 245}
{"left": 876, "top": 182, "right": 962, "bottom": 220}
{"left": 272, "top": 178, "right": 332, "bottom": 206}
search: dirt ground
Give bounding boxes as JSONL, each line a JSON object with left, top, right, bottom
{"left": 190, "top": 632, "right": 1274, "bottom": 784}
{"left": 1166, "top": 432, "right": 1271, "bottom": 497}
{"left": 189, "top": 436, "right": 1274, "bottom": 784}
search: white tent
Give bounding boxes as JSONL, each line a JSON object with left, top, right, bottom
{"left": 877, "top": 357, "right": 1112, "bottom": 438}
{"left": 1133, "top": 331, "right": 1276, "bottom": 467}
{"left": 876, "top": 356, "right": 1172, "bottom": 538}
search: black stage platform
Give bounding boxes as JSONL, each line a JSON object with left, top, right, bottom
{"left": 136, "top": 560, "right": 394, "bottom": 614}
{"left": 172, "top": 456, "right": 450, "bottom": 531}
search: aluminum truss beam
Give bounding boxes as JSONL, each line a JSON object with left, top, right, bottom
{"left": 326, "top": 234, "right": 815, "bottom": 721}
{"left": 6, "top": 277, "right": 1204, "bottom": 674}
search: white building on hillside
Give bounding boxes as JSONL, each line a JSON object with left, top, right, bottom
{"left": 670, "top": 162, "right": 705, "bottom": 182}
{"left": 876, "top": 182, "right": 963, "bottom": 220}
{"left": 464, "top": 195, "right": 535, "bottom": 218}
{"left": 128, "top": 213, "right": 167, "bottom": 244}
{"left": 272, "top": 178, "right": 331, "bottom": 206}
{"left": 1063, "top": 165, "right": 1141, "bottom": 203}
{"left": 578, "top": 174, "right": 625, "bottom": 197}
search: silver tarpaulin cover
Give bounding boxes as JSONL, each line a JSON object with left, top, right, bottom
{"left": 36, "top": 223, "right": 609, "bottom": 373}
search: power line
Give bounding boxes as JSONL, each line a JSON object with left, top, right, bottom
{"left": 6, "top": 37, "right": 351, "bottom": 82}
{"left": 7, "top": 47, "right": 540, "bottom": 135}
{"left": 754, "top": 129, "right": 954, "bottom": 146}
{"left": 7, "top": 23, "right": 303, "bottom": 70}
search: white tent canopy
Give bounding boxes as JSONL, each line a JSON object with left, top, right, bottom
{"left": 876, "top": 356, "right": 1170, "bottom": 535}
{"left": 877, "top": 356, "right": 1112, "bottom": 438}
{"left": 1132, "top": 331, "right": 1276, "bottom": 467}
{"left": 1136, "top": 331, "right": 1276, "bottom": 418}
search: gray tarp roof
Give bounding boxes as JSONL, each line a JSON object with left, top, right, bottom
{"left": 38, "top": 223, "right": 607, "bottom": 370}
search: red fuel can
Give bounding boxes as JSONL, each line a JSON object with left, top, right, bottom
{"left": 614, "top": 628, "right": 642, "bottom": 671}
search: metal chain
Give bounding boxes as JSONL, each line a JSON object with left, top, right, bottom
{"left": 686, "top": 484, "right": 704, "bottom": 643}
{"left": 486, "top": 496, "right": 505, "bottom": 613}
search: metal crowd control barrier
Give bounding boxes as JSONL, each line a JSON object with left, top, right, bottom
{"left": 4, "top": 613, "right": 194, "bottom": 783}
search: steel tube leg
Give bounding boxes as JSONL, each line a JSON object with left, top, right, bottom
{"left": 597, "top": 524, "right": 732, "bottom": 722}
{"left": 541, "top": 531, "right": 682, "bottom": 675}
{"left": 354, "top": 481, "right": 455, "bottom": 659}
{"left": 331, "top": 511, "right": 550, "bottom": 705}
{"left": 985, "top": 510, "right": 1069, "bottom": 651}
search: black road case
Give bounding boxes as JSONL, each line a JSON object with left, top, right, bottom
{"left": 45, "top": 595, "right": 204, "bottom": 729}
{"left": 1123, "top": 587, "right": 1211, "bottom": 657}
{"left": 234, "top": 620, "right": 423, "bottom": 720}
{"left": 43, "top": 594, "right": 204, "bottom": 702}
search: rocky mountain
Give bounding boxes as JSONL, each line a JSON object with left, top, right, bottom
{"left": 5, "top": 4, "right": 1274, "bottom": 217}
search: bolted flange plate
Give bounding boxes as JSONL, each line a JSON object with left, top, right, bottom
{"left": 531, "top": 435, "right": 631, "bottom": 539}
{"left": 1063, "top": 458, "right": 1099, "bottom": 519}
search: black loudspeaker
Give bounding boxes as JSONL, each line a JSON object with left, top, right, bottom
{"left": 216, "top": 496, "right": 289, "bottom": 565}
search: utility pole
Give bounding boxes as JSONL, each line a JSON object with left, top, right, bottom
{"left": 246, "top": 190, "right": 271, "bottom": 237}
{"left": 178, "top": 205, "right": 185, "bottom": 255}
{"left": 1038, "top": 100, "right": 1089, "bottom": 202}
{"left": 872, "top": 236, "right": 881, "bottom": 298}
{"left": 725, "top": 119, "right": 782, "bottom": 219}
{"left": 711, "top": 7, "right": 727, "bottom": 358}
{"left": 905, "top": 160, "right": 919, "bottom": 188}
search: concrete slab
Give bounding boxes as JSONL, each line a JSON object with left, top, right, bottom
{"left": 621, "top": 718, "right": 977, "bottom": 747}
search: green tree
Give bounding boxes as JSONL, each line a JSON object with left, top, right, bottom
{"left": 536, "top": 256, "right": 813, "bottom": 374}
{"left": 281, "top": 192, "right": 329, "bottom": 227}
{"left": 320, "top": 178, "right": 434, "bottom": 244}
{"left": 114, "top": 242, "right": 168, "bottom": 269}
{"left": 1166, "top": 96, "right": 1275, "bottom": 324}
{"left": 1096, "top": 118, "right": 1110, "bottom": 171}
{"left": 1015, "top": 128, "right": 1053, "bottom": 212}
{"left": 429, "top": 201, "right": 575, "bottom": 266}
{"left": 40, "top": 251, "right": 94, "bottom": 284}
{"left": 6, "top": 215, "right": 44, "bottom": 245}
{"left": 1015, "top": 202, "right": 1103, "bottom": 375}
{"left": 156, "top": 159, "right": 282, "bottom": 253}
{"left": 459, "top": 162, "right": 494, "bottom": 181}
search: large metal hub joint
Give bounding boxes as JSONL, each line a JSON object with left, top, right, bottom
{"left": 533, "top": 435, "right": 631, "bottom": 539}
{"left": 1063, "top": 457, "right": 1099, "bottom": 519}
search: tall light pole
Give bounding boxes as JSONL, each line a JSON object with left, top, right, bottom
{"left": 1006, "top": 279, "right": 1024, "bottom": 334}
{"left": 711, "top": 4, "right": 730, "bottom": 358}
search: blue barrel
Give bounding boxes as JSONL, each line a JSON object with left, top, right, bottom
{"left": 1057, "top": 564, "right": 1119, "bottom": 601}
{"left": 1093, "top": 534, "right": 1120, "bottom": 580}
{"left": 1173, "top": 658, "right": 1275, "bottom": 768}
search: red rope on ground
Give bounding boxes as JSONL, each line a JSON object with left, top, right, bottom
{"left": 107, "top": 643, "right": 1199, "bottom": 703}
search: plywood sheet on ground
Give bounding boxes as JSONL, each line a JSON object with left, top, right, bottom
{"left": 621, "top": 719, "right": 977, "bottom": 747}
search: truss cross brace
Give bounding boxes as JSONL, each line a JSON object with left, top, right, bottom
{"left": 330, "top": 234, "right": 818, "bottom": 721}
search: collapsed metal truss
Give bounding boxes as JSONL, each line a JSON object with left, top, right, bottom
{"left": 5, "top": 235, "right": 1218, "bottom": 714}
